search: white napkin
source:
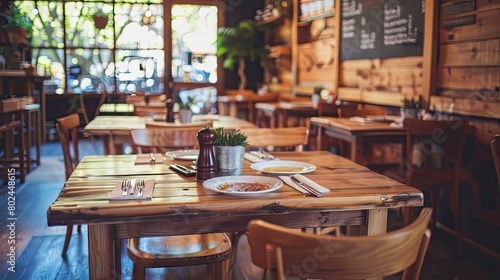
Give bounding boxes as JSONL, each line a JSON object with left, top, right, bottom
{"left": 279, "top": 174, "right": 330, "bottom": 194}
{"left": 109, "top": 179, "right": 155, "bottom": 200}
{"left": 244, "top": 151, "right": 279, "bottom": 163}
{"left": 135, "top": 153, "right": 164, "bottom": 165}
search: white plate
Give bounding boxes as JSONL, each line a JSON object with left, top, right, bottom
{"left": 203, "top": 176, "right": 283, "bottom": 196}
{"left": 166, "top": 149, "right": 199, "bottom": 161}
{"left": 250, "top": 160, "right": 316, "bottom": 174}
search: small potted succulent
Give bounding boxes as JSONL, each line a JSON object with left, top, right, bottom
{"left": 213, "top": 127, "right": 248, "bottom": 176}
{"left": 401, "top": 96, "right": 420, "bottom": 119}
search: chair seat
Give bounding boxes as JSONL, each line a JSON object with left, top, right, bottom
{"left": 127, "top": 233, "right": 232, "bottom": 268}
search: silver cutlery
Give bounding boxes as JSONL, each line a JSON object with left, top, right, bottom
{"left": 128, "top": 179, "right": 136, "bottom": 196}
{"left": 256, "top": 149, "right": 275, "bottom": 160}
{"left": 290, "top": 175, "right": 322, "bottom": 197}
{"left": 149, "top": 153, "right": 156, "bottom": 162}
{"left": 121, "top": 179, "right": 130, "bottom": 196}
{"left": 137, "top": 179, "right": 145, "bottom": 197}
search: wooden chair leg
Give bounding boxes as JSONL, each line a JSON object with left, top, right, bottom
{"left": 62, "top": 225, "right": 73, "bottom": 256}
{"left": 451, "top": 189, "right": 463, "bottom": 256}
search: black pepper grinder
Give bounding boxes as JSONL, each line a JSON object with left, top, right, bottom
{"left": 196, "top": 125, "right": 217, "bottom": 181}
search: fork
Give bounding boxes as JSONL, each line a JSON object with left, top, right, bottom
{"left": 121, "top": 180, "right": 130, "bottom": 196}
{"left": 137, "top": 179, "right": 145, "bottom": 197}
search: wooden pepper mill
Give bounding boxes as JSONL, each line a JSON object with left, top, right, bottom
{"left": 196, "top": 125, "right": 217, "bottom": 181}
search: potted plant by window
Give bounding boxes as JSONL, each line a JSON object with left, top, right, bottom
{"left": 401, "top": 96, "right": 420, "bottom": 119}
{"left": 178, "top": 96, "right": 196, "bottom": 123}
{"left": 213, "top": 127, "right": 248, "bottom": 176}
{"left": 2, "top": 4, "right": 32, "bottom": 44}
{"left": 216, "top": 19, "right": 268, "bottom": 91}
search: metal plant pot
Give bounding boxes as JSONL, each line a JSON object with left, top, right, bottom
{"left": 214, "top": 146, "right": 245, "bottom": 176}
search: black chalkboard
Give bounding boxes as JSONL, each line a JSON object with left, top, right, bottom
{"left": 340, "top": 0, "right": 425, "bottom": 61}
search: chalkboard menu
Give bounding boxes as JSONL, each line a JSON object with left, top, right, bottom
{"left": 340, "top": 0, "right": 425, "bottom": 61}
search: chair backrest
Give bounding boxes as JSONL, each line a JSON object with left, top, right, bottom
{"left": 56, "top": 113, "right": 81, "bottom": 180}
{"left": 247, "top": 208, "right": 432, "bottom": 280}
{"left": 79, "top": 92, "right": 107, "bottom": 124}
{"left": 403, "top": 118, "right": 468, "bottom": 186}
{"left": 238, "top": 127, "right": 309, "bottom": 151}
{"left": 131, "top": 120, "right": 213, "bottom": 153}
{"left": 491, "top": 134, "right": 500, "bottom": 199}
{"left": 132, "top": 105, "right": 167, "bottom": 117}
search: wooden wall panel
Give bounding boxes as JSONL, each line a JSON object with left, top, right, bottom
{"left": 338, "top": 57, "right": 423, "bottom": 106}
{"left": 297, "top": 38, "right": 335, "bottom": 83}
{"left": 430, "top": 95, "right": 500, "bottom": 119}
{"left": 438, "top": 39, "right": 500, "bottom": 67}
{"left": 436, "top": 68, "right": 500, "bottom": 91}
{"left": 440, "top": 9, "right": 500, "bottom": 43}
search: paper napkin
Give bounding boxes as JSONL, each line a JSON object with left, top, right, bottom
{"left": 279, "top": 174, "right": 330, "bottom": 194}
{"left": 109, "top": 179, "right": 155, "bottom": 200}
{"left": 135, "top": 153, "right": 164, "bottom": 165}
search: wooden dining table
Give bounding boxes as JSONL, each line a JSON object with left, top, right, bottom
{"left": 310, "top": 117, "right": 406, "bottom": 167}
{"left": 83, "top": 115, "right": 256, "bottom": 155}
{"left": 47, "top": 151, "right": 423, "bottom": 280}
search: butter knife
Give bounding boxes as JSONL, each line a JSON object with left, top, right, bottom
{"left": 290, "top": 175, "right": 322, "bottom": 197}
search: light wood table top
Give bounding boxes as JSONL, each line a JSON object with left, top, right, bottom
{"left": 47, "top": 151, "right": 423, "bottom": 279}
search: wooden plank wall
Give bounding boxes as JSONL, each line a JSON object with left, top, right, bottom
{"left": 431, "top": 0, "right": 500, "bottom": 146}
{"left": 432, "top": 0, "right": 500, "bottom": 118}
{"left": 337, "top": 57, "right": 424, "bottom": 107}
{"left": 296, "top": 16, "right": 336, "bottom": 94}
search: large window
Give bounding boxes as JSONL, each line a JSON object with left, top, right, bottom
{"left": 17, "top": 0, "right": 222, "bottom": 95}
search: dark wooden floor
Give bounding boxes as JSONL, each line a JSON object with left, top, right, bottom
{"left": 0, "top": 139, "right": 498, "bottom": 279}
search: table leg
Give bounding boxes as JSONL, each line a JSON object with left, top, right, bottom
{"left": 88, "top": 224, "right": 118, "bottom": 280}
{"left": 367, "top": 208, "right": 388, "bottom": 236}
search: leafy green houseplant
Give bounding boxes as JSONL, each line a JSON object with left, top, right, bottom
{"left": 401, "top": 96, "right": 421, "bottom": 119}
{"left": 213, "top": 127, "right": 248, "bottom": 176}
{"left": 2, "top": 4, "right": 33, "bottom": 44}
{"left": 216, "top": 19, "right": 267, "bottom": 91}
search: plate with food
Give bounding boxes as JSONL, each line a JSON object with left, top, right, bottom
{"left": 250, "top": 160, "right": 316, "bottom": 174}
{"left": 166, "top": 149, "right": 199, "bottom": 161}
{"left": 203, "top": 176, "right": 283, "bottom": 196}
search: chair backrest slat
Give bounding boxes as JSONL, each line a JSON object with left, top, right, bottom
{"left": 56, "top": 113, "right": 81, "bottom": 179}
{"left": 131, "top": 120, "right": 213, "bottom": 154}
{"left": 247, "top": 208, "right": 432, "bottom": 280}
{"left": 238, "top": 127, "right": 309, "bottom": 152}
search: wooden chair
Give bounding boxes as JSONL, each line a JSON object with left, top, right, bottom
{"left": 131, "top": 120, "right": 213, "bottom": 153}
{"left": 76, "top": 92, "right": 107, "bottom": 124}
{"left": 55, "top": 113, "right": 82, "bottom": 256}
{"left": 128, "top": 119, "right": 232, "bottom": 279}
{"left": 386, "top": 118, "right": 468, "bottom": 255}
{"left": 238, "top": 127, "right": 309, "bottom": 152}
{"left": 127, "top": 234, "right": 232, "bottom": 280}
{"left": 491, "top": 134, "right": 500, "bottom": 201}
{"left": 247, "top": 208, "right": 432, "bottom": 280}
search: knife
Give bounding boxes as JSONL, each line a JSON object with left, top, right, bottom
{"left": 290, "top": 175, "right": 322, "bottom": 197}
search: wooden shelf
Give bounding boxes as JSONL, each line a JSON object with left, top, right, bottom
{"left": 255, "top": 15, "right": 286, "bottom": 28}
